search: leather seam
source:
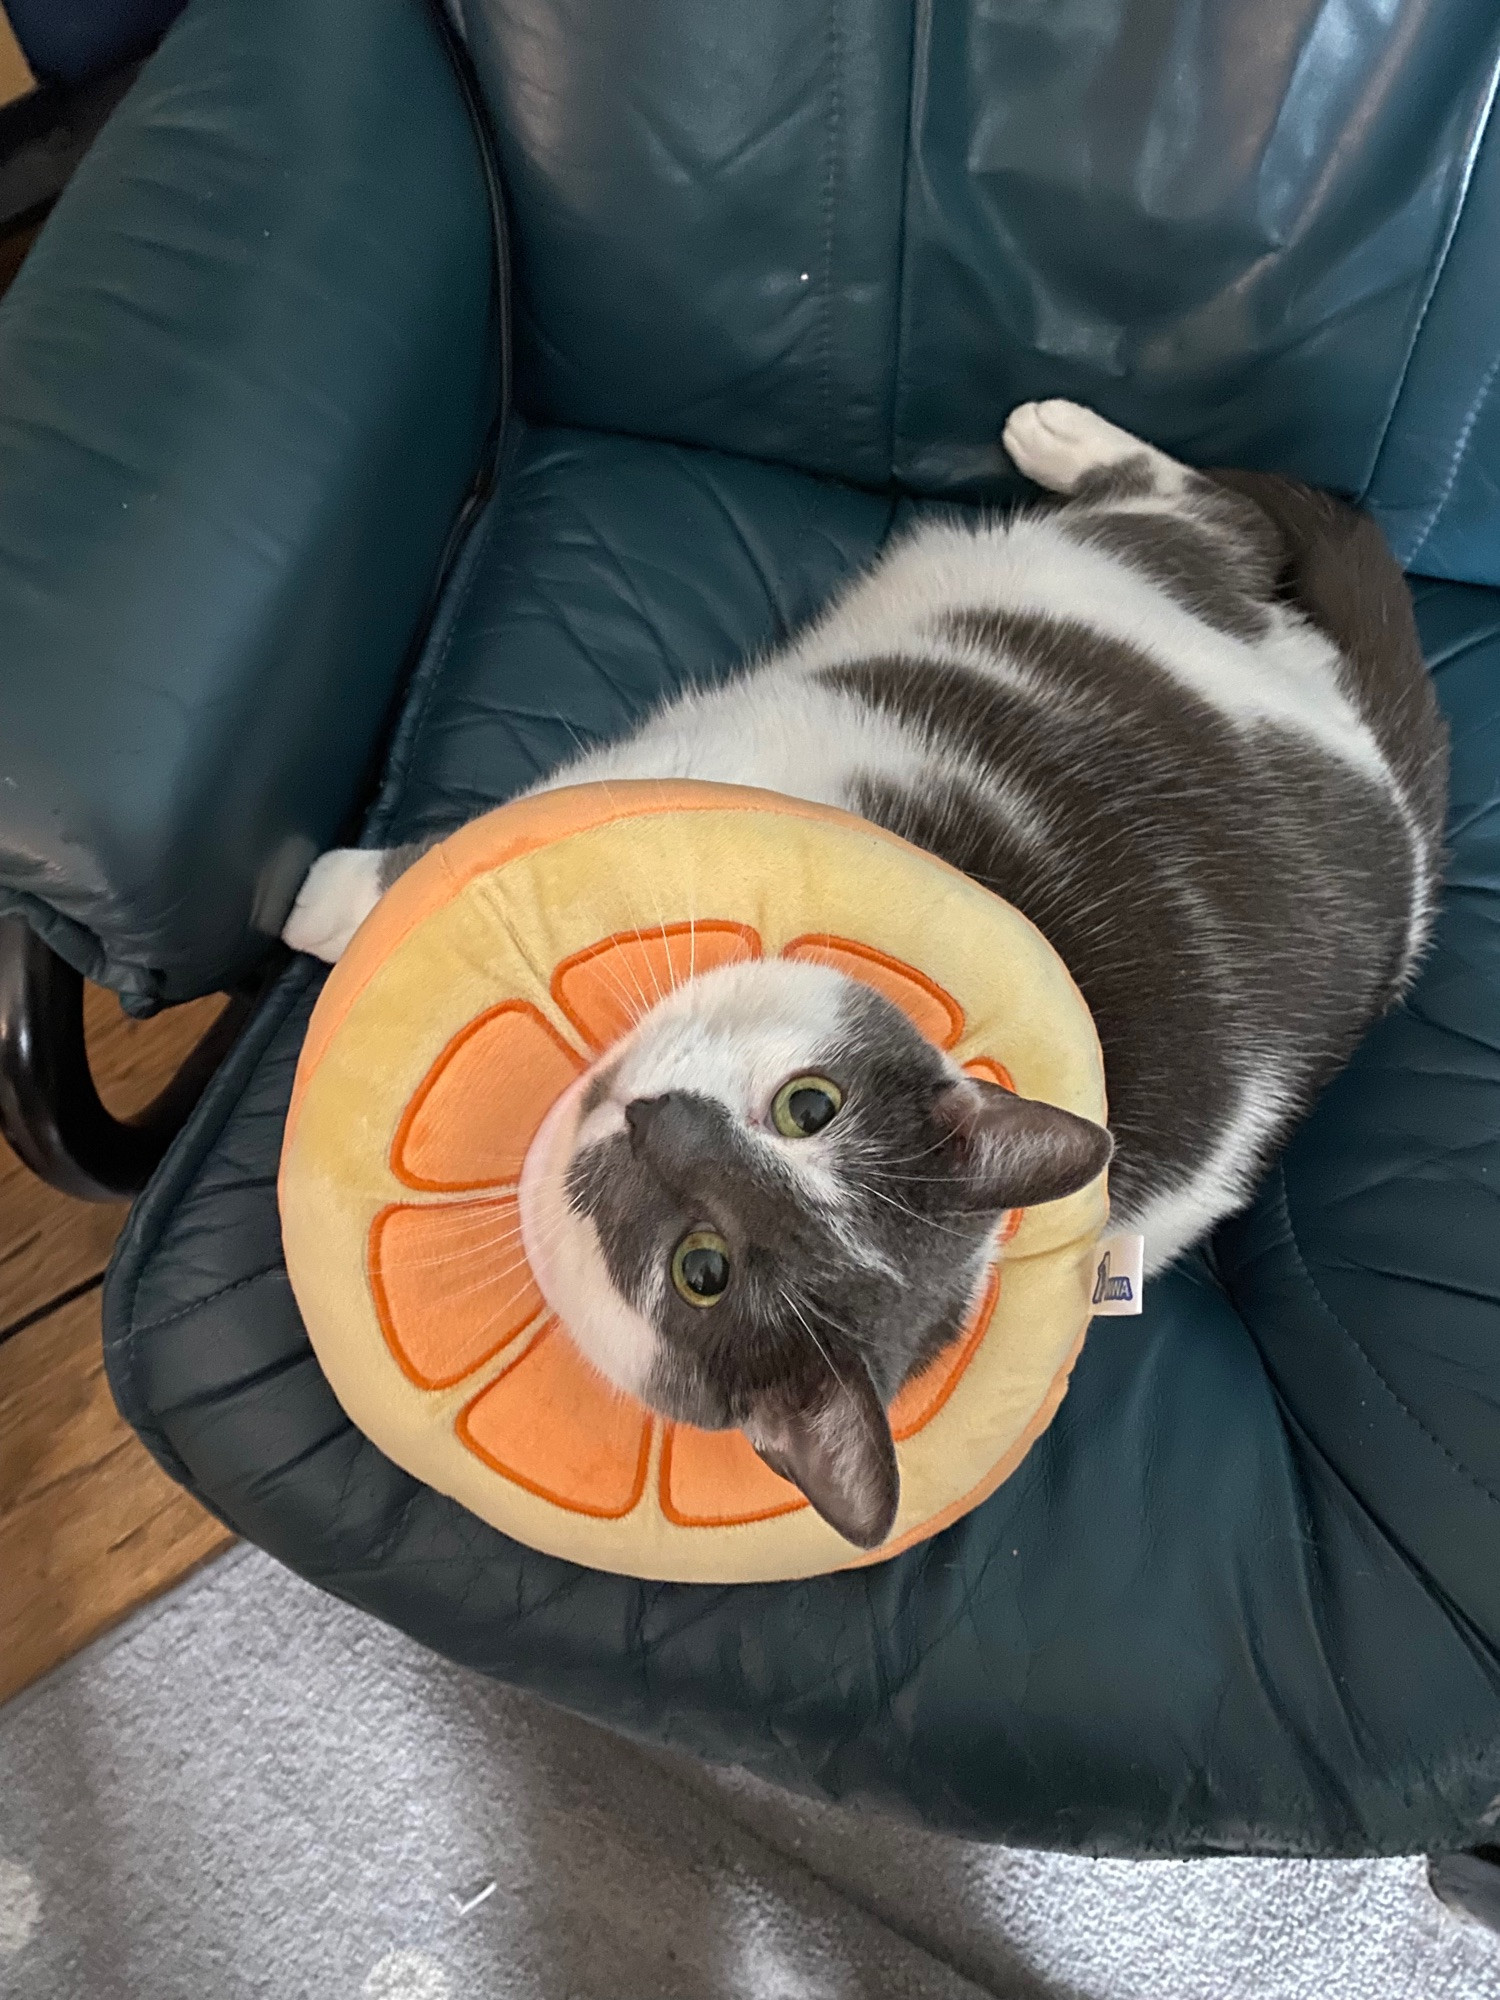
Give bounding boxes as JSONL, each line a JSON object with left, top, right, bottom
{"left": 130, "top": 1263, "right": 286, "bottom": 1341}
{"left": 1404, "top": 349, "right": 1500, "bottom": 568}
{"left": 814, "top": 0, "right": 844, "bottom": 469}
{"left": 370, "top": 470, "right": 509, "bottom": 841}
{"left": 1360, "top": 30, "right": 1500, "bottom": 516}
{"left": 886, "top": 0, "right": 921, "bottom": 483}
{"left": 1271, "top": 1162, "right": 1500, "bottom": 1514}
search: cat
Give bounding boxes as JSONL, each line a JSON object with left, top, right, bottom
{"left": 283, "top": 400, "right": 1449, "bottom": 1549}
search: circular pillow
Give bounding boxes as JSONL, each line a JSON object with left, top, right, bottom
{"left": 279, "top": 780, "right": 1109, "bottom": 1583}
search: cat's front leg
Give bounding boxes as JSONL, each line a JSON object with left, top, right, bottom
{"left": 281, "top": 849, "right": 388, "bottom": 962}
{"left": 1003, "top": 398, "right": 1188, "bottom": 500}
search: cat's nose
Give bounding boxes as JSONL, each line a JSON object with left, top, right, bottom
{"left": 624, "top": 1091, "right": 721, "bottom": 1176}
{"left": 624, "top": 1096, "right": 668, "bottom": 1151}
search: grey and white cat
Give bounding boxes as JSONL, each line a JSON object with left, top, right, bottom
{"left": 284, "top": 401, "right": 1448, "bottom": 1549}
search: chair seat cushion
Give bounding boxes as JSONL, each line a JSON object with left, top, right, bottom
{"left": 104, "top": 424, "right": 1500, "bottom": 1856}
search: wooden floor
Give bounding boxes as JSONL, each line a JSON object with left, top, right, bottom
{"left": 0, "top": 988, "right": 235, "bottom": 1706}
{"left": 0, "top": 8, "right": 34, "bottom": 110}
{"left": 0, "top": 1, "right": 40, "bottom": 296}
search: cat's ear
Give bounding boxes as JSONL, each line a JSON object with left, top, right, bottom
{"left": 745, "top": 1353, "right": 899, "bottom": 1550}
{"left": 936, "top": 1078, "right": 1113, "bottom": 1212}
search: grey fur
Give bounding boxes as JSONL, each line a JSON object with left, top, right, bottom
{"left": 378, "top": 837, "right": 439, "bottom": 891}
{"left": 1060, "top": 510, "right": 1272, "bottom": 640}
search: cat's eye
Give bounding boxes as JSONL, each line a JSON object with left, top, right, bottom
{"left": 771, "top": 1074, "right": 844, "bottom": 1139}
{"left": 671, "top": 1229, "right": 731, "bottom": 1306}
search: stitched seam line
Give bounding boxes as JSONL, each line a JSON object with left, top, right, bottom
{"left": 1405, "top": 349, "right": 1500, "bottom": 568}
{"left": 886, "top": 0, "right": 921, "bottom": 481}
{"left": 367, "top": 444, "right": 514, "bottom": 845}
{"left": 1358, "top": 29, "right": 1500, "bottom": 510}
{"left": 814, "top": 0, "right": 843, "bottom": 469}
{"left": 128, "top": 1264, "right": 286, "bottom": 1342}
{"left": 1272, "top": 1162, "right": 1500, "bottom": 1512}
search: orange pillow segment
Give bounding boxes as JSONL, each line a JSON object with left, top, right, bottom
{"left": 456, "top": 1324, "right": 655, "bottom": 1519}
{"left": 370, "top": 1195, "right": 543, "bottom": 1389}
{"left": 659, "top": 1422, "right": 809, "bottom": 1529}
{"left": 888, "top": 1265, "right": 1002, "bottom": 1441}
{"left": 392, "top": 1002, "right": 585, "bottom": 1192}
{"left": 553, "top": 921, "right": 763, "bottom": 1050}
{"left": 781, "top": 935, "right": 965, "bottom": 1048}
{"left": 963, "top": 1055, "right": 1016, "bottom": 1093}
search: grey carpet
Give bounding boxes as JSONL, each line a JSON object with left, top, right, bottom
{"left": 1, "top": 1546, "right": 1497, "bottom": 2000}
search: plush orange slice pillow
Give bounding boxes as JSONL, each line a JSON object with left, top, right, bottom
{"left": 279, "top": 780, "right": 1111, "bottom": 1583}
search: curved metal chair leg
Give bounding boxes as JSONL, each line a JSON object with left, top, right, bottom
{"left": 0, "top": 916, "right": 255, "bottom": 1202}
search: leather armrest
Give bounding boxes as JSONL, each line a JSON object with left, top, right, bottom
{"left": 0, "top": 0, "right": 502, "bottom": 1010}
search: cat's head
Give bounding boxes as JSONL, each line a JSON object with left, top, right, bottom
{"left": 519, "top": 959, "right": 1111, "bottom": 1549}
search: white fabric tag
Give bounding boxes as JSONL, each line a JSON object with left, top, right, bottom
{"left": 1089, "top": 1232, "right": 1145, "bottom": 1316}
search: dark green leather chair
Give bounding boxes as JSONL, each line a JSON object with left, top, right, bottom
{"left": 2, "top": 0, "right": 1498, "bottom": 1864}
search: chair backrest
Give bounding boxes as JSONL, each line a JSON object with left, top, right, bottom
{"left": 454, "top": 0, "right": 1500, "bottom": 584}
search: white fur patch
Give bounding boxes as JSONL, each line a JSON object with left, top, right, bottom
{"left": 519, "top": 1071, "right": 660, "bottom": 1396}
{"left": 795, "top": 514, "right": 1394, "bottom": 791}
{"left": 609, "top": 959, "right": 846, "bottom": 1119}
{"left": 1003, "top": 397, "right": 1187, "bottom": 496}
{"left": 604, "top": 958, "right": 866, "bottom": 1209}
{"left": 538, "top": 665, "right": 922, "bottom": 820}
{"left": 281, "top": 848, "right": 384, "bottom": 962}
{"left": 1126, "top": 1062, "right": 1294, "bottom": 1273}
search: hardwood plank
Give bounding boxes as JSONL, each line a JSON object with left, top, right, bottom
{"left": 0, "top": 9, "right": 34, "bottom": 110}
{"left": 0, "top": 987, "right": 226, "bottom": 1338}
{"left": 0, "top": 1286, "right": 233, "bottom": 1703}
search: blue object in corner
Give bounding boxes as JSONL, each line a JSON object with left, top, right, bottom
{"left": 5, "top": 0, "right": 188, "bottom": 85}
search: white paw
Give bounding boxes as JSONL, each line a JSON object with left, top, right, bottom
{"left": 1002, "top": 399, "right": 1150, "bottom": 493}
{"left": 281, "top": 848, "right": 385, "bottom": 962}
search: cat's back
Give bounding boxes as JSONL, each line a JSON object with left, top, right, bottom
{"left": 778, "top": 473, "right": 1440, "bottom": 1266}
{"left": 791, "top": 504, "right": 1388, "bottom": 801}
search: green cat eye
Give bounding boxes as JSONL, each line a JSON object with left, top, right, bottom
{"left": 671, "top": 1229, "right": 731, "bottom": 1306}
{"left": 771, "top": 1074, "right": 844, "bottom": 1138}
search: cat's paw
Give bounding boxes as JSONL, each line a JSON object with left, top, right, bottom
{"left": 1002, "top": 399, "right": 1151, "bottom": 493}
{"left": 281, "top": 849, "right": 384, "bottom": 962}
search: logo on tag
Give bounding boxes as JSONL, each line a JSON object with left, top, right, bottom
{"left": 1092, "top": 1256, "right": 1133, "bottom": 1306}
{"left": 1090, "top": 1231, "right": 1145, "bottom": 1316}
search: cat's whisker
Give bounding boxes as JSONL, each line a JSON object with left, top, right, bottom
{"left": 379, "top": 1193, "right": 582, "bottom": 1286}
{"left": 408, "top": 1224, "right": 586, "bottom": 1323}
{"left": 843, "top": 1178, "right": 972, "bottom": 1236}
{"left": 382, "top": 1242, "right": 553, "bottom": 1310}
{"left": 576, "top": 949, "right": 654, "bottom": 1037}
{"left": 378, "top": 1208, "right": 529, "bottom": 1247}
{"left": 380, "top": 1223, "right": 535, "bottom": 1273}
{"left": 776, "top": 1284, "right": 857, "bottom": 1400}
